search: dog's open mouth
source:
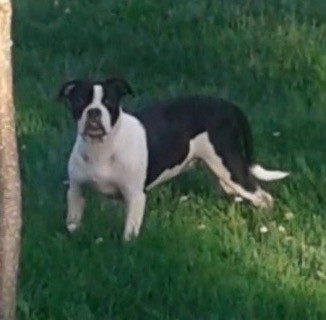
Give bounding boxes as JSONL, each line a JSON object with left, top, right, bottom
{"left": 83, "top": 121, "right": 106, "bottom": 139}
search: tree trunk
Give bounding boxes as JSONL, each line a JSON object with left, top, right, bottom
{"left": 0, "top": 0, "right": 22, "bottom": 319}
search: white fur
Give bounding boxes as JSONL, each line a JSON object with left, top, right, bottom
{"left": 250, "top": 164, "right": 289, "bottom": 181}
{"left": 77, "top": 85, "right": 113, "bottom": 137}
{"left": 67, "top": 110, "right": 148, "bottom": 240}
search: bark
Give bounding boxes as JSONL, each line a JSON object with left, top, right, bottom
{"left": 0, "top": 0, "right": 22, "bottom": 319}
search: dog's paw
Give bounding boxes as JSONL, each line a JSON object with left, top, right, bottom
{"left": 234, "top": 196, "right": 243, "bottom": 203}
{"left": 252, "top": 189, "right": 274, "bottom": 209}
{"left": 123, "top": 228, "right": 139, "bottom": 242}
{"left": 123, "top": 231, "right": 133, "bottom": 242}
{"left": 67, "top": 223, "right": 79, "bottom": 233}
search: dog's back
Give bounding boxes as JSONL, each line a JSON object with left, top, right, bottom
{"left": 132, "top": 95, "right": 247, "bottom": 187}
{"left": 133, "top": 95, "right": 242, "bottom": 136}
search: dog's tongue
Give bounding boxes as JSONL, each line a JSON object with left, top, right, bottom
{"left": 85, "top": 120, "right": 105, "bottom": 137}
{"left": 86, "top": 120, "right": 103, "bottom": 131}
{"left": 87, "top": 120, "right": 100, "bottom": 128}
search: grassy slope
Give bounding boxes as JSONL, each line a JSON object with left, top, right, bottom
{"left": 13, "top": 0, "right": 326, "bottom": 319}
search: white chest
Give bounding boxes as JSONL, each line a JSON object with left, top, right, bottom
{"left": 69, "top": 154, "right": 120, "bottom": 196}
{"left": 86, "top": 161, "right": 119, "bottom": 195}
{"left": 68, "top": 112, "right": 148, "bottom": 196}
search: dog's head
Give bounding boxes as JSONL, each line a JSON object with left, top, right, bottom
{"left": 58, "top": 78, "right": 133, "bottom": 140}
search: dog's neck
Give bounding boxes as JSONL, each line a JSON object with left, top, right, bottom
{"left": 76, "top": 109, "right": 125, "bottom": 163}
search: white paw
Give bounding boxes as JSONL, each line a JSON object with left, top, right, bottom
{"left": 234, "top": 196, "right": 243, "bottom": 203}
{"left": 67, "top": 223, "right": 78, "bottom": 233}
{"left": 123, "top": 230, "right": 134, "bottom": 241}
{"left": 253, "top": 190, "right": 274, "bottom": 209}
{"left": 123, "top": 227, "right": 139, "bottom": 241}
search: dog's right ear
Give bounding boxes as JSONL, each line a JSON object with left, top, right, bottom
{"left": 57, "top": 80, "right": 81, "bottom": 103}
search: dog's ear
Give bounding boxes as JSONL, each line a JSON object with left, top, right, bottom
{"left": 58, "top": 80, "right": 82, "bottom": 102}
{"left": 104, "top": 78, "right": 134, "bottom": 101}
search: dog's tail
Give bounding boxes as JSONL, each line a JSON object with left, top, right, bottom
{"left": 250, "top": 164, "right": 289, "bottom": 181}
{"left": 239, "top": 110, "right": 290, "bottom": 182}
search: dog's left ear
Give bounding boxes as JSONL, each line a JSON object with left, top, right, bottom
{"left": 104, "top": 78, "right": 134, "bottom": 101}
{"left": 57, "top": 80, "right": 82, "bottom": 103}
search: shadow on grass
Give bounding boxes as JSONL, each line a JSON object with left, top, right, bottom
{"left": 18, "top": 210, "right": 325, "bottom": 320}
{"left": 17, "top": 180, "right": 325, "bottom": 320}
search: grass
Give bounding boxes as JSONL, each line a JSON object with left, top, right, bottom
{"left": 13, "top": 0, "right": 326, "bottom": 319}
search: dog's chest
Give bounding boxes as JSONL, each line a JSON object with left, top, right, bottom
{"left": 88, "top": 164, "right": 117, "bottom": 194}
{"left": 79, "top": 156, "right": 120, "bottom": 195}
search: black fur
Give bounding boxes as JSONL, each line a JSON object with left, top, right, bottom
{"left": 58, "top": 78, "right": 133, "bottom": 125}
{"left": 133, "top": 95, "right": 257, "bottom": 191}
{"left": 58, "top": 80, "right": 93, "bottom": 121}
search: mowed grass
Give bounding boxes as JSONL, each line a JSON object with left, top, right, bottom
{"left": 13, "top": 0, "right": 326, "bottom": 319}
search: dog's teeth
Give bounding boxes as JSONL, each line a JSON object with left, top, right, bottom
{"left": 67, "top": 223, "right": 78, "bottom": 232}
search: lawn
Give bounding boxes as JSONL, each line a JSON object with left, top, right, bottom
{"left": 13, "top": 0, "right": 326, "bottom": 319}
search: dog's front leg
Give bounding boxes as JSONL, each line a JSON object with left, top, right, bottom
{"left": 123, "top": 192, "right": 146, "bottom": 241}
{"left": 66, "top": 182, "right": 85, "bottom": 232}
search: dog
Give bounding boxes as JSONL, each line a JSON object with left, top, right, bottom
{"left": 58, "top": 78, "right": 289, "bottom": 240}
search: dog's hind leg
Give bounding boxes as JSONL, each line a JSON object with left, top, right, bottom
{"left": 206, "top": 155, "right": 273, "bottom": 208}
{"left": 66, "top": 182, "right": 85, "bottom": 232}
{"left": 219, "top": 178, "right": 236, "bottom": 195}
{"left": 200, "top": 134, "right": 273, "bottom": 208}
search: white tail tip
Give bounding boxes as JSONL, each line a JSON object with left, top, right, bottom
{"left": 250, "top": 164, "right": 290, "bottom": 181}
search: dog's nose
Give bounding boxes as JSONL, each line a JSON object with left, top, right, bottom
{"left": 87, "top": 108, "right": 101, "bottom": 119}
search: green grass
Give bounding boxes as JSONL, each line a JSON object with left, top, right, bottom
{"left": 13, "top": 0, "right": 326, "bottom": 319}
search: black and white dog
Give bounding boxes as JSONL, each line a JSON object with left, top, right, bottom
{"left": 59, "top": 78, "right": 289, "bottom": 240}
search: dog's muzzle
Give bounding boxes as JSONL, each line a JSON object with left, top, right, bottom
{"left": 83, "top": 108, "right": 106, "bottom": 139}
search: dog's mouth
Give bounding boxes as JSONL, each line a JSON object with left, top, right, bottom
{"left": 83, "top": 120, "right": 106, "bottom": 139}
